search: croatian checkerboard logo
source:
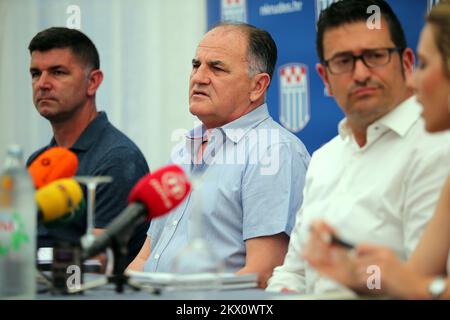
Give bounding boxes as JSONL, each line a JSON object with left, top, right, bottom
{"left": 221, "top": 0, "right": 247, "bottom": 22}
{"left": 279, "top": 63, "right": 310, "bottom": 133}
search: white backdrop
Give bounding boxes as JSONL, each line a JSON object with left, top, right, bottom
{"left": 0, "top": 0, "right": 206, "bottom": 169}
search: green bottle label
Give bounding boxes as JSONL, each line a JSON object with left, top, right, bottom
{"left": 0, "top": 212, "right": 30, "bottom": 256}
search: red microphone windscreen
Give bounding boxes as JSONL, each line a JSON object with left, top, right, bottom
{"left": 128, "top": 164, "right": 191, "bottom": 219}
{"left": 28, "top": 147, "right": 78, "bottom": 189}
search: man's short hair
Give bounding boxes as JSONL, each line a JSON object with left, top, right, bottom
{"left": 316, "top": 0, "right": 407, "bottom": 63}
{"left": 211, "top": 22, "right": 278, "bottom": 80}
{"left": 28, "top": 27, "right": 100, "bottom": 70}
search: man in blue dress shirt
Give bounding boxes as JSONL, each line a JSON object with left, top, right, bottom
{"left": 129, "top": 22, "right": 310, "bottom": 288}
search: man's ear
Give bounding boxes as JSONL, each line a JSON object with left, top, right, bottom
{"left": 87, "top": 69, "right": 104, "bottom": 96}
{"left": 316, "top": 63, "right": 333, "bottom": 96}
{"left": 401, "top": 47, "right": 415, "bottom": 79}
{"left": 249, "top": 73, "right": 271, "bottom": 102}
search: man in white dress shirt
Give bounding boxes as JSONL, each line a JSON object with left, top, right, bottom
{"left": 266, "top": 0, "right": 450, "bottom": 294}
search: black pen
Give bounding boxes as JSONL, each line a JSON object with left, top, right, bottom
{"left": 330, "top": 234, "right": 355, "bottom": 250}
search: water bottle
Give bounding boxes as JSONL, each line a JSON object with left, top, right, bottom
{"left": 171, "top": 174, "right": 224, "bottom": 294}
{"left": 0, "top": 145, "right": 36, "bottom": 299}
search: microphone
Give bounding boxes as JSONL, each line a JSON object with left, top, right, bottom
{"left": 36, "top": 178, "right": 84, "bottom": 224}
{"left": 28, "top": 147, "right": 78, "bottom": 189}
{"left": 81, "top": 164, "right": 191, "bottom": 260}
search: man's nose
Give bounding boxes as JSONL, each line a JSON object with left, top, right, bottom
{"left": 35, "top": 72, "right": 52, "bottom": 90}
{"left": 190, "top": 65, "right": 211, "bottom": 85}
{"left": 352, "top": 58, "right": 371, "bottom": 83}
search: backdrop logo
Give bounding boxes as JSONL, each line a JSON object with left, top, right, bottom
{"left": 279, "top": 63, "right": 310, "bottom": 133}
{"left": 221, "top": 0, "right": 247, "bottom": 22}
{"left": 427, "top": 0, "right": 441, "bottom": 12}
{"left": 315, "top": 0, "right": 338, "bottom": 24}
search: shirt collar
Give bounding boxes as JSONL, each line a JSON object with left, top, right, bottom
{"left": 48, "top": 111, "right": 109, "bottom": 151}
{"left": 221, "top": 103, "right": 271, "bottom": 143}
{"left": 185, "top": 103, "right": 271, "bottom": 144}
{"left": 338, "top": 96, "right": 420, "bottom": 140}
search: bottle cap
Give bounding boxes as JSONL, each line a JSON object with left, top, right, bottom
{"left": 6, "top": 144, "right": 23, "bottom": 158}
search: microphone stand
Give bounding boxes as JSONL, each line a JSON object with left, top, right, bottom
{"left": 69, "top": 216, "right": 147, "bottom": 295}
{"left": 107, "top": 224, "right": 141, "bottom": 293}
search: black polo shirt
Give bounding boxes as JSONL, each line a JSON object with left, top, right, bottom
{"left": 27, "top": 112, "right": 150, "bottom": 263}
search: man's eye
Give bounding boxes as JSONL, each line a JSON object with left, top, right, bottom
{"left": 53, "top": 70, "right": 65, "bottom": 75}
{"left": 365, "top": 52, "right": 385, "bottom": 60}
{"left": 334, "top": 56, "right": 352, "bottom": 65}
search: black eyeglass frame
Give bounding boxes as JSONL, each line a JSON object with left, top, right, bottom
{"left": 323, "top": 47, "right": 404, "bottom": 75}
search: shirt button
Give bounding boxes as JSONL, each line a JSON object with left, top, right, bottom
{"left": 154, "top": 254, "right": 160, "bottom": 260}
{"left": 172, "top": 220, "right": 178, "bottom": 226}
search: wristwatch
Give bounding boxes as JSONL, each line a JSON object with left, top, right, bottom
{"left": 428, "top": 276, "right": 447, "bottom": 299}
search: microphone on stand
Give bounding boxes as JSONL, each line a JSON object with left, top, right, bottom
{"left": 33, "top": 178, "right": 86, "bottom": 294}
{"left": 79, "top": 164, "right": 191, "bottom": 293}
{"left": 81, "top": 164, "right": 191, "bottom": 260}
{"left": 28, "top": 147, "right": 78, "bottom": 189}
{"left": 36, "top": 178, "right": 84, "bottom": 224}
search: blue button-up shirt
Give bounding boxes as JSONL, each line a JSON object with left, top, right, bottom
{"left": 145, "top": 104, "right": 310, "bottom": 272}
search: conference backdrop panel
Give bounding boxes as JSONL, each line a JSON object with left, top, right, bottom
{"left": 207, "top": 0, "right": 437, "bottom": 153}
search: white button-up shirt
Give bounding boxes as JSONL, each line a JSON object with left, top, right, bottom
{"left": 267, "top": 96, "right": 450, "bottom": 294}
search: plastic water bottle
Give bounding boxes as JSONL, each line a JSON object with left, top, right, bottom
{"left": 0, "top": 145, "right": 36, "bottom": 299}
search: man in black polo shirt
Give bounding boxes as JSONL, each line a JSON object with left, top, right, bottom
{"left": 27, "top": 27, "right": 149, "bottom": 264}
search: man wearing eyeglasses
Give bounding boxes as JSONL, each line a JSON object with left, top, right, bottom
{"left": 266, "top": 0, "right": 450, "bottom": 294}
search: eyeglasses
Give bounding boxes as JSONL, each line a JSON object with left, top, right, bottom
{"left": 323, "top": 47, "right": 403, "bottom": 75}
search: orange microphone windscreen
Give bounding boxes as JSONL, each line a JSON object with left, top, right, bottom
{"left": 28, "top": 147, "right": 78, "bottom": 189}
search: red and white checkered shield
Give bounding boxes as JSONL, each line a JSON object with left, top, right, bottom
{"left": 278, "top": 63, "right": 310, "bottom": 133}
{"left": 221, "top": 0, "right": 247, "bottom": 22}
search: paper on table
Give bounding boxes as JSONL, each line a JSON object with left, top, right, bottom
{"left": 126, "top": 270, "right": 258, "bottom": 290}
